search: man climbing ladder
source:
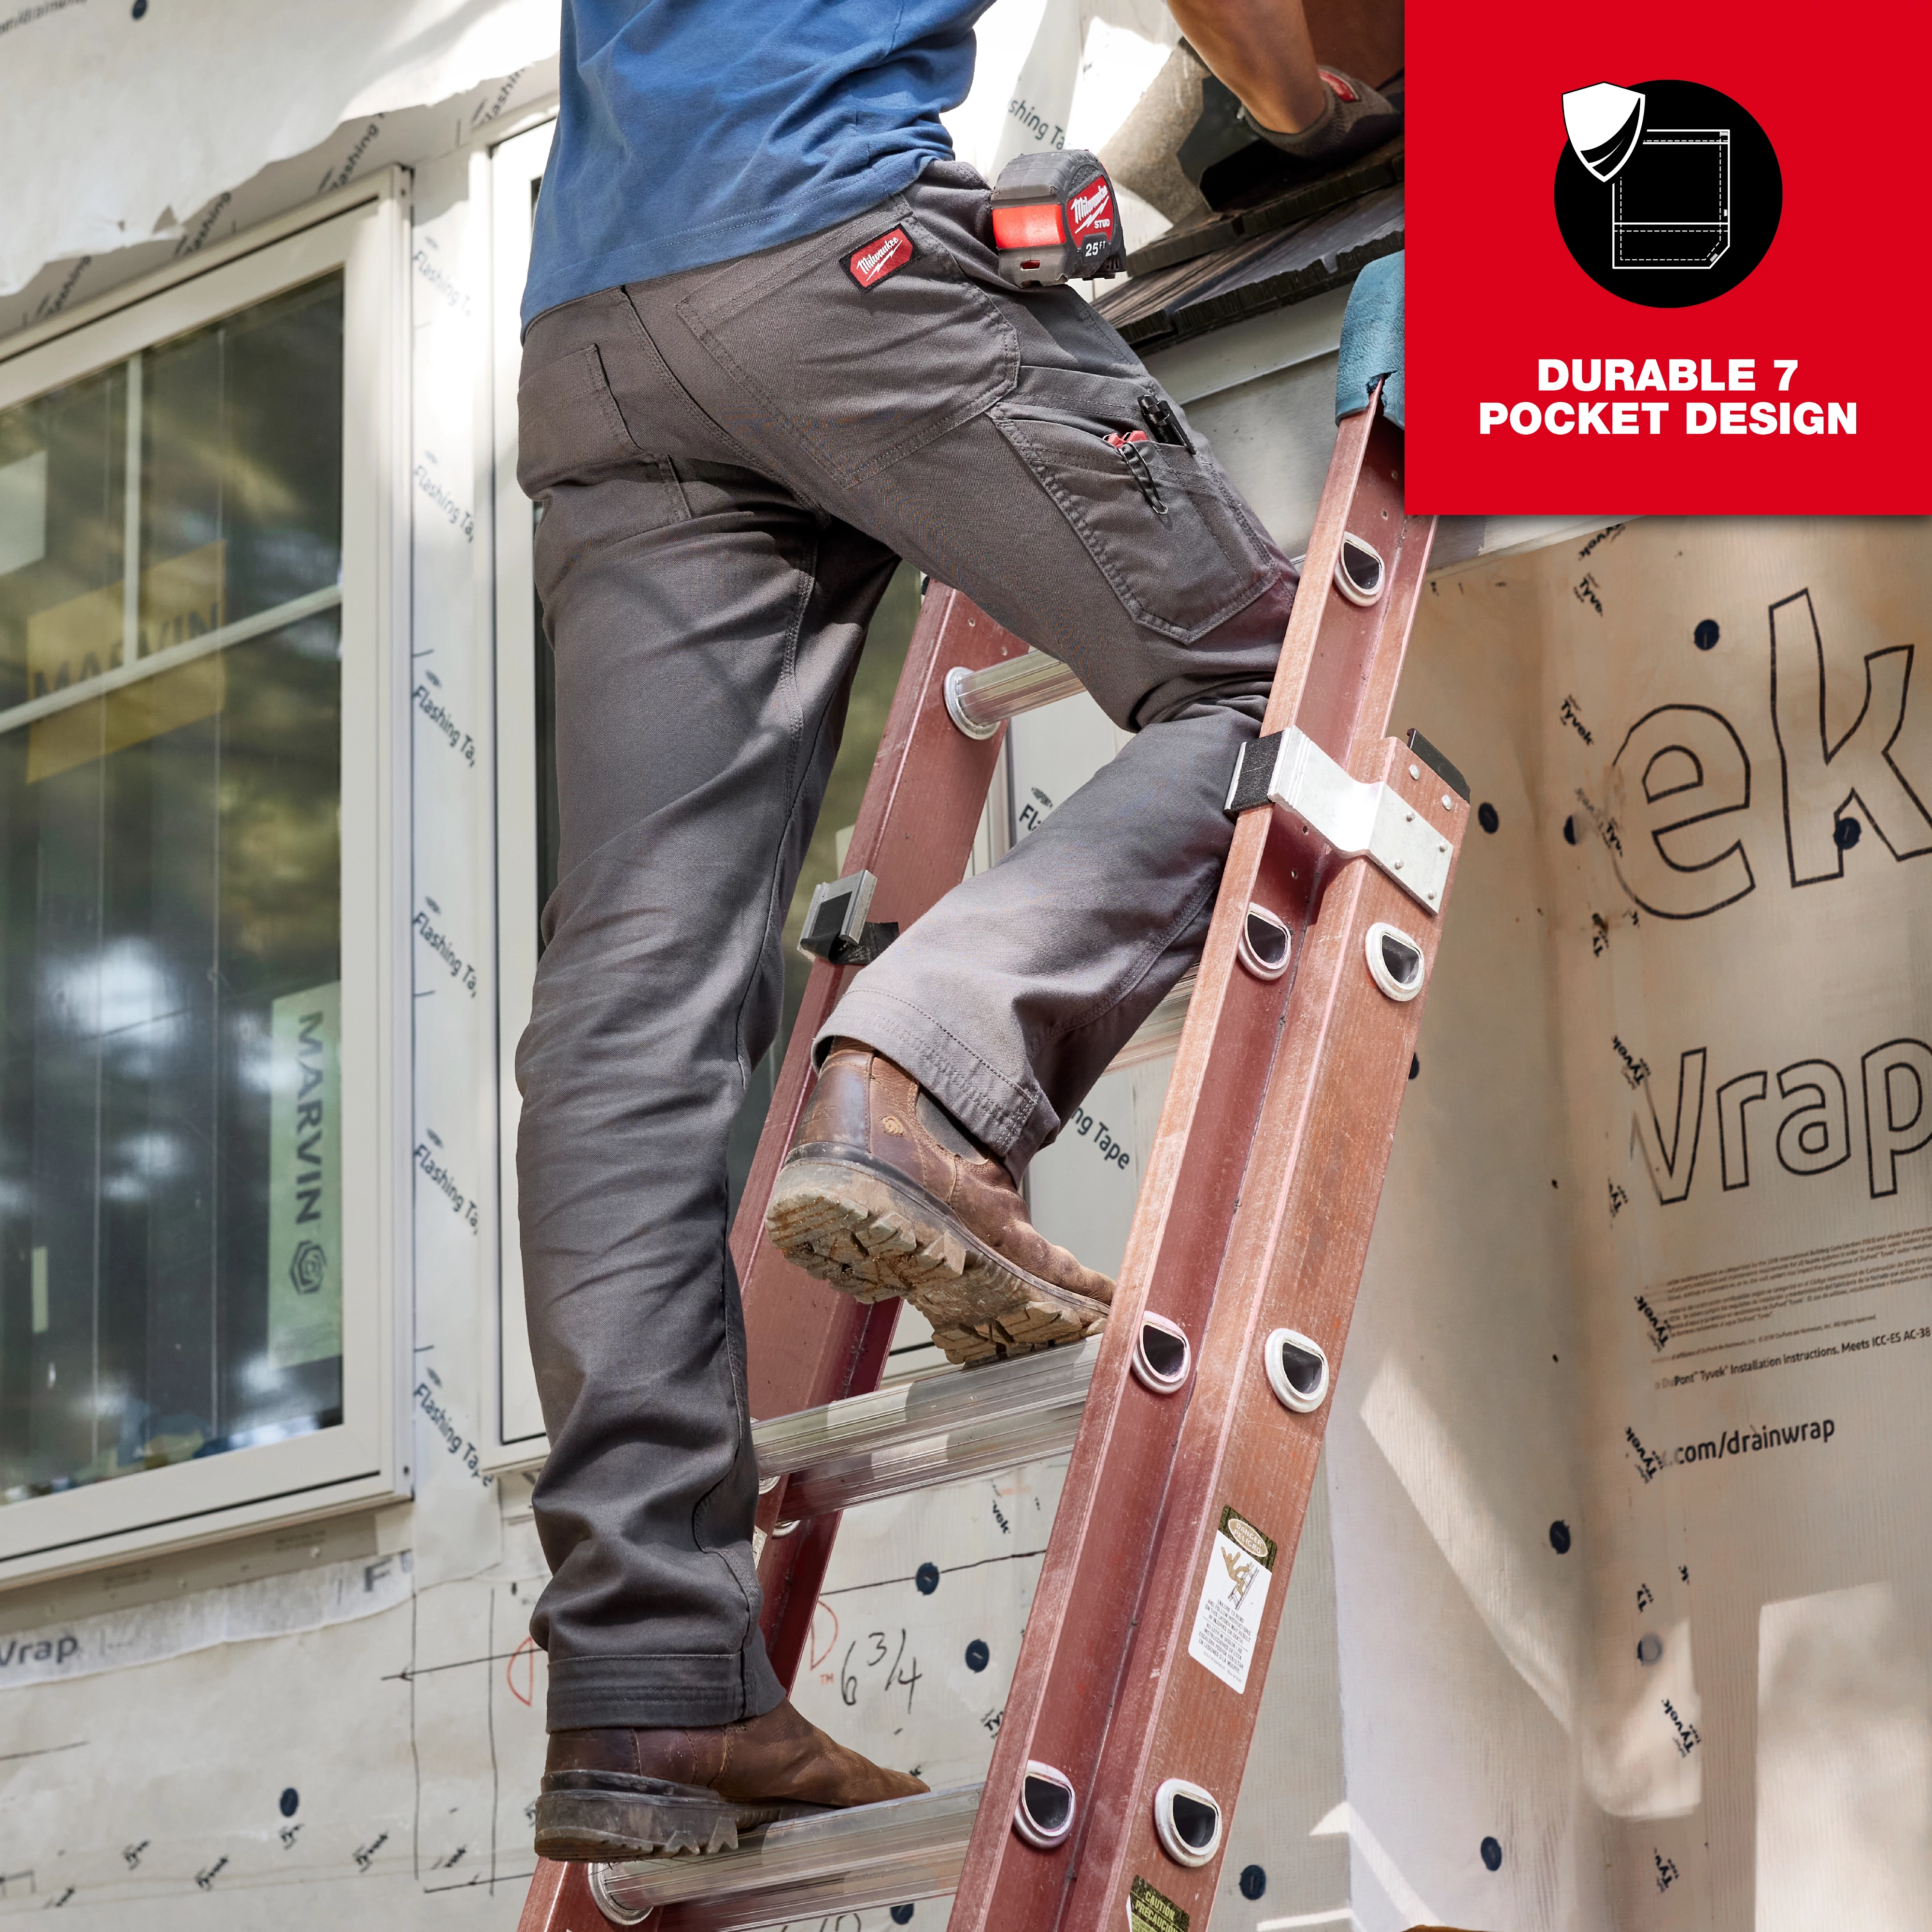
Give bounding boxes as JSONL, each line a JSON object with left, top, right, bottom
{"left": 515, "top": 0, "right": 1401, "bottom": 1862}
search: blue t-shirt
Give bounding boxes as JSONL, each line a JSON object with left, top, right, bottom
{"left": 523, "top": 0, "right": 993, "bottom": 330}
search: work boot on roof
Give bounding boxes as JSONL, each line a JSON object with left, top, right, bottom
{"left": 534, "top": 1698, "right": 927, "bottom": 1860}
{"left": 766, "top": 1041, "right": 1114, "bottom": 1365}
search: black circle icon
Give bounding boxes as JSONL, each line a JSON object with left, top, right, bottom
{"left": 965, "top": 1638, "right": 990, "bottom": 1672}
{"left": 915, "top": 1561, "right": 940, "bottom": 1595}
{"left": 1549, "top": 1520, "right": 1572, "bottom": 1554}
{"left": 1238, "top": 1865, "right": 1268, "bottom": 1900}
{"left": 1555, "top": 80, "right": 1780, "bottom": 306}
{"left": 1481, "top": 1836, "right": 1504, "bottom": 1872}
{"left": 1693, "top": 618, "right": 1720, "bottom": 651}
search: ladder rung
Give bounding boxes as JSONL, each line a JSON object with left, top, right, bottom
{"left": 944, "top": 648, "right": 1086, "bottom": 737}
{"left": 593, "top": 1783, "right": 981, "bottom": 1928}
{"left": 754, "top": 1337, "right": 1099, "bottom": 1519}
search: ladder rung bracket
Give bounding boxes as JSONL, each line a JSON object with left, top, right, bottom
{"left": 596, "top": 1784, "right": 981, "bottom": 1929}
{"left": 1227, "top": 724, "right": 1457, "bottom": 913}
{"left": 754, "top": 1338, "right": 1100, "bottom": 1518}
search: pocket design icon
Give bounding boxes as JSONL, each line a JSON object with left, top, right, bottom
{"left": 1552, "top": 79, "right": 1779, "bottom": 308}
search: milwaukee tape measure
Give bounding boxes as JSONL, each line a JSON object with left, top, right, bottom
{"left": 990, "top": 150, "right": 1128, "bottom": 288}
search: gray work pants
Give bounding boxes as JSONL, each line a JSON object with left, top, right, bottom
{"left": 515, "top": 160, "right": 1295, "bottom": 1731}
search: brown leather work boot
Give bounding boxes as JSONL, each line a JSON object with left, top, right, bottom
{"left": 534, "top": 1696, "right": 927, "bottom": 1860}
{"left": 765, "top": 1041, "right": 1115, "bottom": 1365}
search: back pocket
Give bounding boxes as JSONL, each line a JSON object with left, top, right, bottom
{"left": 675, "top": 208, "right": 1018, "bottom": 482}
{"left": 993, "top": 377, "right": 1276, "bottom": 644}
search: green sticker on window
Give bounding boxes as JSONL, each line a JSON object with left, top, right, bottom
{"left": 1129, "top": 1875, "right": 1190, "bottom": 1932}
{"left": 267, "top": 982, "right": 342, "bottom": 1368}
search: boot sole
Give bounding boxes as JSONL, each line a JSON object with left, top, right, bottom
{"left": 765, "top": 1156, "right": 1109, "bottom": 1365}
{"left": 533, "top": 1776, "right": 826, "bottom": 1861}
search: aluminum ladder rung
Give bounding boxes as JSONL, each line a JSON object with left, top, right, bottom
{"left": 591, "top": 1783, "right": 981, "bottom": 1928}
{"left": 754, "top": 1336, "right": 1099, "bottom": 1520}
{"left": 944, "top": 647, "right": 1085, "bottom": 737}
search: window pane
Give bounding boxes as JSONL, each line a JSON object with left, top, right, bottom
{"left": 0, "top": 362, "right": 128, "bottom": 712}
{"left": 141, "top": 277, "right": 344, "bottom": 638}
{"left": 0, "top": 274, "right": 345, "bottom": 1507}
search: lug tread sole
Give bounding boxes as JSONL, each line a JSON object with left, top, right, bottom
{"left": 766, "top": 1159, "right": 1108, "bottom": 1365}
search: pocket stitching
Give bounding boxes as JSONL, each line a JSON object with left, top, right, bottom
{"left": 994, "top": 410, "right": 1271, "bottom": 642}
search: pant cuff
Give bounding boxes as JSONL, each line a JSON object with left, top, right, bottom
{"left": 545, "top": 1642, "right": 787, "bottom": 1733}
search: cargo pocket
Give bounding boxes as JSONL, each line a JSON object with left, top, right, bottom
{"left": 674, "top": 206, "right": 1019, "bottom": 483}
{"left": 993, "top": 377, "right": 1275, "bottom": 644}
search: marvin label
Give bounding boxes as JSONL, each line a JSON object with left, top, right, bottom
{"left": 267, "top": 981, "right": 343, "bottom": 1368}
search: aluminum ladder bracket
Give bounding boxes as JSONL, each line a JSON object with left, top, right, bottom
{"left": 1226, "top": 724, "right": 1464, "bottom": 915}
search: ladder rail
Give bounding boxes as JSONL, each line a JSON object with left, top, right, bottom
{"left": 951, "top": 392, "right": 1453, "bottom": 1929}
{"left": 1063, "top": 443, "right": 1451, "bottom": 1927}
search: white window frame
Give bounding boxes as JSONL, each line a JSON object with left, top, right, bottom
{"left": 484, "top": 119, "right": 556, "bottom": 1470}
{"left": 0, "top": 175, "right": 412, "bottom": 1582}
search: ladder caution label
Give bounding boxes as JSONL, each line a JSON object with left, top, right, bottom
{"left": 1129, "top": 1874, "right": 1191, "bottom": 1932}
{"left": 1186, "top": 1506, "right": 1277, "bottom": 1694}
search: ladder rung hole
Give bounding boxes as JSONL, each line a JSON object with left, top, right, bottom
{"left": 1131, "top": 1313, "right": 1192, "bottom": 1394}
{"left": 1332, "top": 533, "right": 1387, "bottom": 607}
{"left": 1340, "top": 536, "right": 1382, "bottom": 593}
{"left": 1262, "top": 1326, "right": 1330, "bottom": 1414}
{"left": 1237, "top": 903, "right": 1292, "bottom": 982}
{"left": 1023, "top": 1777, "right": 1071, "bottom": 1833}
{"left": 1171, "top": 1793, "right": 1219, "bottom": 1849}
{"left": 1279, "top": 1341, "right": 1323, "bottom": 1398}
{"left": 1152, "top": 1777, "right": 1223, "bottom": 1868}
{"left": 1364, "top": 921, "right": 1425, "bottom": 1003}
{"left": 1380, "top": 932, "right": 1421, "bottom": 984}
{"left": 1014, "top": 1762, "right": 1078, "bottom": 1850}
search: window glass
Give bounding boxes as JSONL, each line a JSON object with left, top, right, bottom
{"left": 0, "top": 273, "right": 345, "bottom": 1506}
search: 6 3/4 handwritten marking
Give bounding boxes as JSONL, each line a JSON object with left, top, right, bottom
{"left": 839, "top": 1628, "right": 922, "bottom": 1713}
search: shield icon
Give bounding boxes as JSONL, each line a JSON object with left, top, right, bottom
{"left": 1563, "top": 83, "right": 1646, "bottom": 182}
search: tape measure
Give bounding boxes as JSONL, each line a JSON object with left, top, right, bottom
{"left": 990, "top": 150, "right": 1128, "bottom": 288}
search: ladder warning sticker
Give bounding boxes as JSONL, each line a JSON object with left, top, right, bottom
{"left": 1129, "top": 1874, "right": 1190, "bottom": 1932}
{"left": 1186, "top": 1506, "right": 1277, "bottom": 1694}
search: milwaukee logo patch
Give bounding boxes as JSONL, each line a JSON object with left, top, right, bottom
{"left": 1068, "top": 177, "right": 1113, "bottom": 240}
{"left": 846, "top": 227, "right": 914, "bottom": 289}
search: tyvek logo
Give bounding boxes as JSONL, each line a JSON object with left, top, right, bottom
{"left": 1069, "top": 178, "right": 1113, "bottom": 239}
{"left": 846, "top": 227, "right": 914, "bottom": 289}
